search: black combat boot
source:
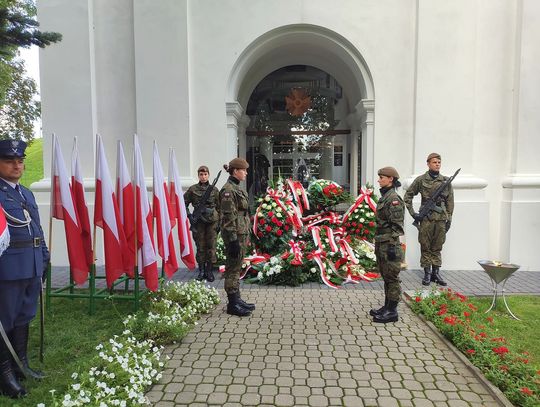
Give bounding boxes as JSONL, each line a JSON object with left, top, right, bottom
{"left": 196, "top": 263, "right": 205, "bottom": 281}
{"left": 226, "top": 293, "right": 252, "bottom": 317}
{"left": 0, "top": 335, "right": 27, "bottom": 398}
{"left": 422, "top": 267, "right": 432, "bottom": 286}
{"left": 204, "top": 261, "right": 215, "bottom": 282}
{"left": 431, "top": 266, "right": 447, "bottom": 286}
{"left": 373, "top": 300, "right": 399, "bottom": 323}
{"left": 237, "top": 291, "right": 255, "bottom": 311}
{"left": 369, "top": 296, "right": 388, "bottom": 317}
{"left": 11, "top": 324, "right": 45, "bottom": 380}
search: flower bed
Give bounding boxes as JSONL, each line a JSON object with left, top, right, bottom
{"left": 44, "top": 281, "right": 220, "bottom": 406}
{"left": 409, "top": 288, "right": 539, "bottom": 407}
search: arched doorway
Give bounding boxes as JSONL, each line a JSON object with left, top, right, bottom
{"left": 226, "top": 24, "right": 375, "bottom": 197}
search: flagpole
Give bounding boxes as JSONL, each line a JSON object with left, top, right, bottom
{"left": 90, "top": 134, "right": 100, "bottom": 314}
{"left": 132, "top": 135, "right": 140, "bottom": 309}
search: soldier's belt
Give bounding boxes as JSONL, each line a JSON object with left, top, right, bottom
{"left": 9, "top": 237, "right": 42, "bottom": 248}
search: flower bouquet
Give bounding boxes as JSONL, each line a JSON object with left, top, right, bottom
{"left": 307, "top": 179, "right": 350, "bottom": 209}
{"left": 341, "top": 186, "right": 377, "bottom": 241}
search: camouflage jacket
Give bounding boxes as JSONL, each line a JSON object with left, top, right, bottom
{"left": 219, "top": 176, "right": 250, "bottom": 243}
{"left": 404, "top": 172, "right": 454, "bottom": 221}
{"left": 375, "top": 187, "right": 405, "bottom": 243}
{"left": 184, "top": 182, "right": 220, "bottom": 223}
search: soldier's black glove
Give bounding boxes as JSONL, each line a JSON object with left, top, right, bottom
{"left": 445, "top": 220, "right": 451, "bottom": 232}
{"left": 387, "top": 245, "right": 397, "bottom": 261}
{"left": 227, "top": 240, "right": 240, "bottom": 258}
{"left": 412, "top": 213, "right": 422, "bottom": 222}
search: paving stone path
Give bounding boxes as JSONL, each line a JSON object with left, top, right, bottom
{"left": 50, "top": 267, "right": 539, "bottom": 406}
{"left": 145, "top": 288, "right": 502, "bottom": 407}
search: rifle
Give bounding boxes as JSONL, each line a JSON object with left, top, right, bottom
{"left": 187, "top": 170, "right": 222, "bottom": 231}
{"left": 412, "top": 168, "right": 460, "bottom": 230}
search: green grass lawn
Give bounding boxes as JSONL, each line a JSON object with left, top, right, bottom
{"left": 0, "top": 297, "right": 133, "bottom": 406}
{"left": 20, "top": 137, "right": 44, "bottom": 188}
{"left": 470, "top": 295, "right": 540, "bottom": 368}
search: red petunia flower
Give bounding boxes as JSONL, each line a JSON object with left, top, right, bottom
{"left": 520, "top": 387, "right": 533, "bottom": 396}
{"left": 463, "top": 311, "right": 470, "bottom": 317}
{"left": 487, "top": 316, "right": 494, "bottom": 323}
{"left": 466, "top": 349, "right": 475, "bottom": 354}
{"left": 492, "top": 346, "right": 509, "bottom": 355}
{"left": 415, "top": 297, "right": 421, "bottom": 302}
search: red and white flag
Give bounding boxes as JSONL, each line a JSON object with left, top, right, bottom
{"left": 71, "top": 137, "right": 93, "bottom": 268}
{"left": 169, "top": 148, "right": 196, "bottom": 270}
{"left": 153, "top": 141, "right": 178, "bottom": 277}
{"left": 94, "top": 134, "right": 129, "bottom": 288}
{"left": 134, "top": 135, "right": 158, "bottom": 291}
{"left": 51, "top": 135, "right": 89, "bottom": 285}
{"left": 0, "top": 204, "right": 10, "bottom": 257}
{"left": 116, "top": 141, "right": 136, "bottom": 275}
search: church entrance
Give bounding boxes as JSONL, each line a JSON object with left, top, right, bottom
{"left": 244, "top": 65, "right": 354, "bottom": 199}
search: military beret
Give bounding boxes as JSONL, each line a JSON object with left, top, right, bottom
{"left": 228, "top": 158, "right": 249, "bottom": 170}
{"left": 378, "top": 166, "right": 400, "bottom": 179}
{"left": 197, "top": 165, "right": 209, "bottom": 173}
{"left": 426, "top": 152, "right": 441, "bottom": 162}
{"left": 0, "top": 139, "right": 27, "bottom": 158}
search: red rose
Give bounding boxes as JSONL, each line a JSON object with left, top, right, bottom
{"left": 277, "top": 221, "right": 283, "bottom": 227}
{"left": 284, "top": 225, "right": 289, "bottom": 231}
{"left": 351, "top": 222, "right": 357, "bottom": 227}
{"left": 358, "top": 223, "right": 364, "bottom": 228}
{"left": 368, "top": 221, "right": 375, "bottom": 227}
{"left": 276, "top": 230, "right": 283, "bottom": 236}
{"left": 272, "top": 217, "right": 279, "bottom": 224}
{"left": 363, "top": 229, "right": 369, "bottom": 235}
{"left": 268, "top": 211, "right": 274, "bottom": 217}
{"left": 257, "top": 232, "right": 263, "bottom": 238}
{"left": 265, "top": 226, "right": 272, "bottom": 232}
{"left": 259, "top": 218, "right": 265, "bottom": 225}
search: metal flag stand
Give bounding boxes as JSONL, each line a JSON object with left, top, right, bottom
{"left": 477, "top": 260, "right": 521, "bottom": 320}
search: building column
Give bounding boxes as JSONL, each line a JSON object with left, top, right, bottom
{"left": 226, "top": 102, "right": 244, "bottom": 160}
{"left": 358, "top": 99, "right": 375, "bottom": 186}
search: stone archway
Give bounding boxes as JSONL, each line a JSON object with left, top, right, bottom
{"left": 226, "top": 24, "right": 375, "bottom": 195}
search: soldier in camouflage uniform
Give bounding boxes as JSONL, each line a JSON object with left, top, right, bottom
{"left": 184, "top": 166, "right": 220, "bottom": 282}
{"left": 219, "top": 158, "right": 255, "bottom": 317}
{"left": 370, "top": 167, "right": 405, "bottom": 324}
{"left": 404, "top": 153, "right": 454, "bottom": 286}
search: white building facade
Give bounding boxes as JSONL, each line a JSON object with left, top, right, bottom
{"left": 35, "top": 0, "right": 540, "bottom": 271}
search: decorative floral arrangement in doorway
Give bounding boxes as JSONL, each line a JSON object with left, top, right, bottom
{"left": 218, "top": 178, "right": 380, "bottom": 288}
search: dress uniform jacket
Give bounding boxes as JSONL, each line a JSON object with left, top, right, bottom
{"left": 0, "top": 179, "right": 49, "bottom": 330}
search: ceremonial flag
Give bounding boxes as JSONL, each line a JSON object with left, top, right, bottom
{"left": 168, "top": 148, "right": 196, "bottom": 270}
{"left": 71, "top": 137, "right": 93, "bottom": 268}
{"left": 94, "top": 134, "right": 129, "bottom": 288}
{"left": 116, "top": 141, "right": 136, "bottom": 275}
{"left": 153, "top": 141, "right": 178, "bottom": 277}
{"left": 133, "top": 135, "right": 158, "bottom": 291}
{"left": 0, "top": 204, "right": 9, "bottom": 257}
{"left": 51, "top": 135, "right": 89, "bottom": 284}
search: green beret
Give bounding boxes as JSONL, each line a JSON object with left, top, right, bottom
{"left": 426, "top": 152, "right": 441, "bottom": 162}
{"left": 378, "top": 166, "right": 400, "bottom": 179}
{"left": 228, "top": 158, "right": 249, "bottom": 170}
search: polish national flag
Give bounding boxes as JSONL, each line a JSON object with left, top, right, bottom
{"left": 71, "top": 138, "right": 93, "bottom": 268}
{"left": 168, "top": 148, "right": 196, "bottom": 270}
{"left": 94, "top": 134, "right": 129, "bottom": 288}
{"left": 153, "top": 142, "right": 178, "bottom": 277}
{"left": 0, "top": 204, "right": 10, "bottom": 257}
{"left": 51, "top": 135, "right": 89, "bottom": 285}
{"left": 133, "top": 136, "right": 158, "bottom": 291}
{"left": 116, "top": 141, "right": 136, "bottom": 276}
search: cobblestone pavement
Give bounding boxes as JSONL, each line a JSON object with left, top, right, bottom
{"left": 49, "top": 267, "right": 539, "bottom": 406}
{"left": 146, "top": 288, "right": 501, "bottom": 407}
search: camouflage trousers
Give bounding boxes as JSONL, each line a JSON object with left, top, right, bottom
{"left": 224, "top": 235, "right": 247, "bottom": 295}
{"left": 375, "top": 239, "right": 402, "bottom": 303}
{"left": 193, "top": 221, "right": 218, "bottom": 265}
{"left": 418, "top": 219, "right": 447, "bottom": 268}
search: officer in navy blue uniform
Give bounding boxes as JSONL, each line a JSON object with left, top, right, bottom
{"left": 0, "top": 139, "right": 49, "bottom": 398}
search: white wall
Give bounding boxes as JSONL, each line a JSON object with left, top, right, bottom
{"left": 36, "top": 0, "right": 540, "bottom": 270}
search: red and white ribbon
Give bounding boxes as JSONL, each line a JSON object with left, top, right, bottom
{"left": 322, "top": 226, "right": 339, "bottom": 253}
{"left": 308, "top": 249, "right": 339, "bottom": 289}
{"left": 287, "top": 179, "right": 310, "bottom": 214}
{"left": 342, "top": 187, "right": 377, "bottom": 224}
{"left": 339, "top": 239, "right": 359, "bottom": 264}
